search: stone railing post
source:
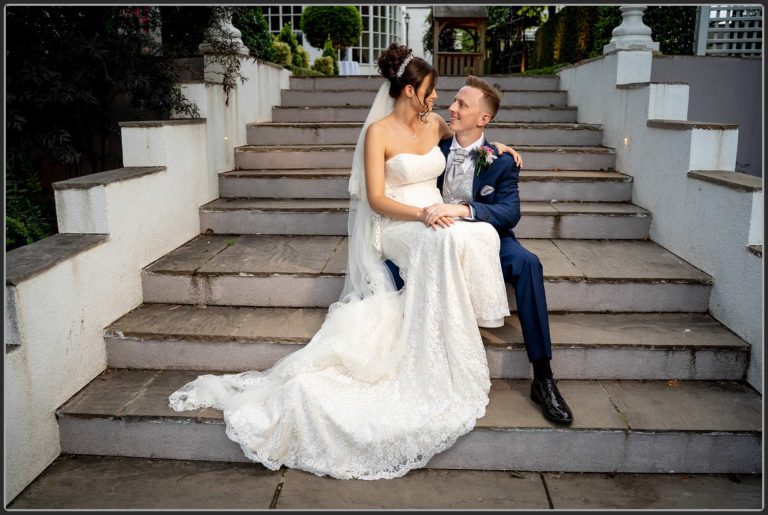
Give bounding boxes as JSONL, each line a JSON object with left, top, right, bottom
{"left": 603, "top": 5, "right": 660, "bottom": 86}
{"left": 603, "top": 5, "right": 660, "bottom": 54}
{"left": 199, "top": 6, "right": 249, "bottom": 55}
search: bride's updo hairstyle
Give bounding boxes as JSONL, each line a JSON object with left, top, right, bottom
{"left": 378, "top": 43, "right": 437, "bottom": 122}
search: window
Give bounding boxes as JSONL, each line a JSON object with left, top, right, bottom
{"left": 261, "top": 5, "right": 303, "bottom": 45}
{"left": 260, "top": 5, "right": 403, "bottom": 65}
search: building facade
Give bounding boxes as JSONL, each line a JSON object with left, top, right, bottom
{"left": 261, "top": 5, "right": 420, "bottom": 74}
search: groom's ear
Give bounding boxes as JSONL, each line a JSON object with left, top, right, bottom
{"left": 477, "top": 112, "right": 492, "bottom": 128}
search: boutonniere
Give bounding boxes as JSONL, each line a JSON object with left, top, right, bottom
{"left": 470, "top": 145, "right": 498, "bottom": 176}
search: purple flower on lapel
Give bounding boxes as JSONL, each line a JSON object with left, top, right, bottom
{"left": 470, "top": 145, "right": 498, "bottom": 176}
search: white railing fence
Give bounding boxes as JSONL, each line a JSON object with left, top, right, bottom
{"left": 695, "top": 4, "right": 763, "bottom": 56}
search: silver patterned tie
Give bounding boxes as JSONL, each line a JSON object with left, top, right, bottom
{"left": 448, "top": 148, "right": 470, "bottom": 183}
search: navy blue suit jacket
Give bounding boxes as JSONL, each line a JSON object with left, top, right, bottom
{"left": 437, "top": 137, "right": 521, "bottom": 238}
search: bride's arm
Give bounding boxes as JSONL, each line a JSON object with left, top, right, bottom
{"left": 433, "top": 113, "right": 523, "bottom": 167}
{"left": 434, "top": 113, "right": 453, "bottom": 140}
{"left": 364, "top": 123, "right": 446, "bottom": 227}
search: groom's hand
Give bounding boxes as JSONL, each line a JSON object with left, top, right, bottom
{"left": 424, "top": 203, "right": 470, "bottom": 228}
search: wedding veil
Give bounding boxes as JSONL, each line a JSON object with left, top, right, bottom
{"left": 332, "top": 80, "right": 398, "bottom": 308}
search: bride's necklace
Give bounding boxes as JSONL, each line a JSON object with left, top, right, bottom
{"left": 395, "top": 118, "right": 418, "bottom": 140}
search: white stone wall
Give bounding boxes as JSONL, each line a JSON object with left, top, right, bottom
{"left": 559, "top": 52, "right": 763, "bottom": 392}
{"left": 5, "top": 58, "right": 289, "bottom": 503}
{"left": 179, "top": 59, "right": 290, "bottom": 188}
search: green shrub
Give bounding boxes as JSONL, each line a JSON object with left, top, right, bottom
{"left": 232, "top": 7, "right": 276, "bottom": 62}
{"left": 278, "top": 22, "right": 301, "bottom": 62}
{"left": 6, "top": 157, "right": 54, "bottom": 250}
{"left": 321, "top": 37, "right": 339, "bottom": 75}
{"left": 273, "top": 39, "right": 292, "bottom": 65}
{"left": 312, "top": 56, "right": 334, "bottom": 76}
{"left": 285, "top": 64, "right": 326, "bottom": 77}
{"left": 293, "top": 45, "right": 309, "bottom": 68}
{"left": 300, "top": 6, "right": 362, "bottom": 52}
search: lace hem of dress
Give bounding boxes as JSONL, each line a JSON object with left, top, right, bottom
{"left": 222, "top": 394, "right": 490, "bottom": 481}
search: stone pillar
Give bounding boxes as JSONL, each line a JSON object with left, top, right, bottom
{"left": 603, "top": 5, "right": 660, "bottom": 54}
{"left": 199, "top": 7, "right": 249, "bottom": 55}
{"left": 603, "top": 6, "right": 659, "bottom": 86}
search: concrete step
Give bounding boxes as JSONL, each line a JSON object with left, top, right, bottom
{"left": 219, "top": 169, "right": 633, "bottom": 202}
{"left": 289, "top": 75, "right": 561, "bottom": 91}
{"left": 141, "top": 236, "right": 711, "bottom": 312}
{"left": 199, "top": 198, "right": 650, "bottom": 238}
{"left": 235, "top": 145, "right": 616, "bottom": 171}
{"left": 106, "top": 304, "right": 749, "bottom": 380}
{"left": 272, "top": 106, "right": 579, "bottom": 123}
{"left": 281, "top": 89, "right": 568, "bottom": 108}
{"left": 56, "top": 370, "right": 761, "bottom": 473}
{"left": 246, "top": 122, "right": 604, "bottom": 147}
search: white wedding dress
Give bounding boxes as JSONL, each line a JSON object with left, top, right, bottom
{"left": 169, "top": 78, "right": 509, "bottom": 479}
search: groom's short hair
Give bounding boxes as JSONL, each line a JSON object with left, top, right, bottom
{"left": 465, "top": 75, "right": 501, "bottom": 120}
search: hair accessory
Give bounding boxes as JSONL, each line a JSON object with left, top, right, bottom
{"left": 396, "top": 54, "right": 414, "bottom": 78}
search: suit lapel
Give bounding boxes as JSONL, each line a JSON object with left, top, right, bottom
{"left": 471, "top": 138, "right": 493, "bottom": 199}
{"left": 437, "top": 138, "right": 452, "bottom": 191}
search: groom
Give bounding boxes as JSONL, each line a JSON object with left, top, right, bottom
{"left": 386, "top": 76, "right": 574, "bottom": 425}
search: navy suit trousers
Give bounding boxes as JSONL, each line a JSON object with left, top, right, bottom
{"left": 384, "top": 235, "right": 552, "bottom": 363}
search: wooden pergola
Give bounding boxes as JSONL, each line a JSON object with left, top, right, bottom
{"left": 432, "top": 6, "right": 488, "bottom": 76}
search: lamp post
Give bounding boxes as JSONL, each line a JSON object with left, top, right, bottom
{"left": 404, "top": 11, "right": 411, "bottom": 48}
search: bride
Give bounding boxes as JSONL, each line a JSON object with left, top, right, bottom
{"left": 169, "top": 44, "right": 512, "bottom": 480}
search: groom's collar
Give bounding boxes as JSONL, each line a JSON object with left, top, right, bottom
{"left": 450, "top": 133, "right": 486, "bottom": 152}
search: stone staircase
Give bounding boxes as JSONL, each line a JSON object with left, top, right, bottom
{"left": 56, "top": 75, "right": 761, "bottom": 474}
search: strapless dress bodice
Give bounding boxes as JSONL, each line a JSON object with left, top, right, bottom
{"left": 384, "top": 146, "right": 446, "bottom": 208}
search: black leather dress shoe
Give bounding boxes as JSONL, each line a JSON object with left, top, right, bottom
{"left": 530, "top": 377, "right": 574, "bottom": 425}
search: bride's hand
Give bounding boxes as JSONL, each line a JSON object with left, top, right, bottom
{"left": 424, "top": 203, "right": 469, "bottom": 228}
{"left": 491, "top": 142, "right": 523, "bottom": 168}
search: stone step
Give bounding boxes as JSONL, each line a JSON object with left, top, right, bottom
{"left": 246, "top": 122, "right": 604, "bottom": 146}
{"left": 141, "top": 236, "right": 711, "bottom": 312}
{"left": 272, "top": 106, "right": 579, "bottom": 123}
{"left": 289, "top": 75, "right": 561, "bottom": 91}
{"left": 199, "top": 199, "right": 650, "bottom": 239}
{"left": 56, "top": 370, "right": 761, "bottom": 473}
{"left": 219, "top": 169, "right": 633, "bottom": 202}
{"left": 281, "top": 89, "right": 568, "bottom": 108}
{"left": 105, "top": 305, "right": 748, "bottom": 380}
{"left": 234, "top": 145, "right": 616, "bottom": 171}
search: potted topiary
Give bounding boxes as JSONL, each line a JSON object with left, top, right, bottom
{"left": 300, "top": 6, "right": 362, "bottom": 74}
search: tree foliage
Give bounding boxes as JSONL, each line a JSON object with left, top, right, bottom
{"left": 232, "top": 7, "right": 276, "bottom": 62}
{"left": 531, "top": 6, "right": 698, "bottom": 69}
{"left": 5, "top": 7, "right": 268, "bottom": 250}
{"left": 300, "top": 6, "right": 363, "bottom": 51}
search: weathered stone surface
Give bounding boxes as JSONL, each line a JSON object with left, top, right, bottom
{"left": 550, "top": 201, "right": 649, "bottom": 214}
{"left": 517, "top": 239, "right": 584, "bottom": 279}
{"left": 145, "top": 236, "right": 232, "bottom": 274}
{"left": 688, "top": 170, "right": 762, "bottom": 192}
{"left": 8, "top": 455, "right": 281, "bottom": 509}
{"left": 196, "top": 235, "right": 343, "bottom": 275}
{"left": 106, "top": 304, "right": 327, "bottom": 343}
{"left": 56, "top": 369, "right": 160, "bottom": 417}
{"left": 483, "top": 312, "right": 748, "bottom": 349}
{"left": 544, "top": 472, "right": 762, "bottom": 509}
{"left": 6, "top": 233, "right": 108, "bottom": 285}
{"left": 602, "top": 380, "right": 762, "bottom": 432}
{"left": 277, "top": 468, "right": 549, "bottom": 509}
{"left": 53, "top": 166, "right": 165, "bottom": 190}
{"left": 202, "top": 198, "right": 349, "bottom": 212}
{"left": 323, "top": 238, "right": 348, "bottom": 274}
{"left": 552, "top": 240, "right": 712, "bottom": 282}
{"left": 121, "top": 370, "right": 204, "bottom": 418}
{"left": 477, "top": 379, "right": 626, "bottom": 430}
